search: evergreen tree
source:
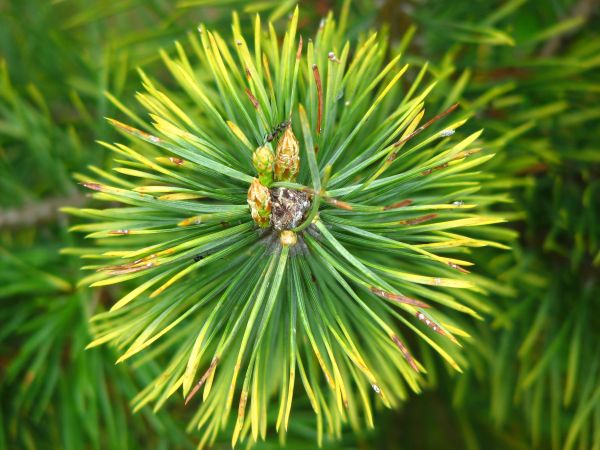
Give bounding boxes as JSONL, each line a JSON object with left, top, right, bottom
{"left": 1, "top": 1, "right": 598, "bottom": 449}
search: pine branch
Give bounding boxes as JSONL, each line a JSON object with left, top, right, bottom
{"left": 66, "top": 8, "right": 507, "bottom": 447}
{"left": 0, "top": 194, "right": 86, "bottom": 229}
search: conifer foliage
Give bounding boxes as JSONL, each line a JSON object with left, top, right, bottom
{"left": 68, "top": 8, "right": 506, "bottom": 447}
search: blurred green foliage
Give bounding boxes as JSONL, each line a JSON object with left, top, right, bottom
{"left": 403, "top": 2, "right": 600, "bottom": 449}
{"left": 0, "top": 0, "right": 598, "bottom": 449}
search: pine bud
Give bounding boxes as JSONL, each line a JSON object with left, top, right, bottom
{"left": 280, "top": 230, "right": 297, "bottom": 247}
{"left": 247, "top": 178, "right": 271, "bottom": 228}
{"left": 274, "top": 126, "right": 300, "bottom": 182}
{"left": 252, "top": 145, "right": 274, "bottom": 186}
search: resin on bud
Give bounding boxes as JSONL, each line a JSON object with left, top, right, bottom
{"left": 274, "top": 125, "right": 300, "bottom": 182}
{"left": 247, "top": 178, "right": 271, "bottom": 228}
{"left": 252, "top": 145, "right": 274, "bottom": 186}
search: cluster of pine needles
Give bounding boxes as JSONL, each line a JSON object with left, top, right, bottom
{"left": 0, "top": 1, "right": 598, "bottom": 449}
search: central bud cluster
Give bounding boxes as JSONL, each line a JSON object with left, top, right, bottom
{"left": 270, "top": 188, "right": 311, "bottom": 231}
{"left": 247, "top": 123, "right": 310, "bottom": 245}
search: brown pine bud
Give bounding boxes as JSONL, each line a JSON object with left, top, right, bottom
{"left": 274, "top": 126, "right": 300, "bottom": 182}
{"left": 247, "top": 178, "right": 271, "bottom": 228}
{"left": 252, "top": 145, "right": 274, "bottom": 186}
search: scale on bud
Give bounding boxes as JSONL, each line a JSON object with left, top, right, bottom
{"left": 252, "top": 145, "right": 274, "bottom": 186}
{"left": 247, "top": 178, "right": 271, "bottom": 228}
{"left": 274, "top": 125, "right": 300, "bottom": 182}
